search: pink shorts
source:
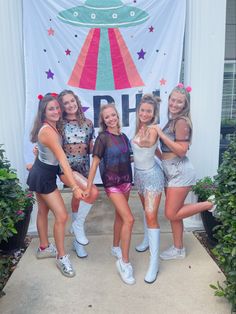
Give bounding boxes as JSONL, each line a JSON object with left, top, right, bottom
{"left": 105, "top": 183, "right": 132, "bottom": 196}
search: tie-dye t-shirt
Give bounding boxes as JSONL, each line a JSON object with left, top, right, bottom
{"left": 93, "top": 131, "right": 133, "bottom": 188}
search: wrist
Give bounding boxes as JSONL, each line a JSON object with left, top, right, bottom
{"left": 72, "top": 185, "right": 79, "bottom": 192}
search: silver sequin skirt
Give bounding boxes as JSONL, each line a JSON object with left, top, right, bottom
{"left": 134, "top": 163, "right": 164, "bottom": 195}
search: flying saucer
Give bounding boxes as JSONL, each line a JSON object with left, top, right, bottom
{"left": 58, "top": 0, "right": 149, "bottom": 90}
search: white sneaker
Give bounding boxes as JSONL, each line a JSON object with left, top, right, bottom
{"left": 111, "top": 246, "right": 122, "bottom": 259}
{"left": 160, "top": 246, "right": 186, "bottom": 260}
{"left": 56, "top": 254, "right": 75, "bottom": 277}
{"left": 207, "top": 195, "right": 217, "bottom": 213}
{"left": 116, "top": 259, "right": 135, "bottom": 285}
{"left": 73, "top": 239, "right": 88, "bottom": 258}
{"left": 36, "top": 243, "right": 57, "bottom": 259}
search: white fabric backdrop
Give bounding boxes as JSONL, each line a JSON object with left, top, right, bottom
{"left": 23, "top": 0, "right": 186, "bottom": 182}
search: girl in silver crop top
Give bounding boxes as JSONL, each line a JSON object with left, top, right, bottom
{"left": 154, "top": 84, "right": 215, "bottom": 261}
{"left": 131, "top": 94, "right": 164, "bottom": 284}
{"left": 27, "top": 93, "right": 85, "bottom": 278}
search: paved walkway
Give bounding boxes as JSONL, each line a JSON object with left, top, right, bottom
{"left": 0, "top": 190, "right": 231, "bottom": 314}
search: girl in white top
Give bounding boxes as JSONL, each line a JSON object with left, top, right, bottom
{"left": 132, "top": 94, "right": 164, "bottom": 283}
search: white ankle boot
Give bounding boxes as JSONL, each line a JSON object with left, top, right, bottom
{"left": 144, "top": 228, "right": 160, "bottom": 284}
{"left": 72, "top": 202, "right": 92, "bottom": 245}
{"left": 135, "top": 212, "right": 149, "bottom": 252}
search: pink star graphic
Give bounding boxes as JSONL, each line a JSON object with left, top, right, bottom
{"left": 65, "top": 49, "right": 71, "bottom": 55}
{"left": 160, "top": 78, "right": 167, "bottom": 86}
{"left": 149, "top": 26, "right": 154, "bottom": 32}
{"left": 47, "top": 27, "right": 55, "bottom": 36}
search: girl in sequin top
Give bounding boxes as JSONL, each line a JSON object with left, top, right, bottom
{"left": 58, "top": 90, "right": 99, "bottom": 258}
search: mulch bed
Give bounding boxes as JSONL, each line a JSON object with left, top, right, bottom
{"left": 0, "top": 236, "right": 32, "bottom": 298}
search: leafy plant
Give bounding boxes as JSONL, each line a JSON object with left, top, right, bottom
{"left": 0, "top": 145, "right": 34, "bottom": 243}
{"left": 192, "top": 176, "right": 216, "bottom": 201}
{"left": 211, "top": 137, "right": 236, "bottom": 312}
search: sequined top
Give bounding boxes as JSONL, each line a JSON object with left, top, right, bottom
{"left": 92, "top": 131, "right": 133, "bottom": 188}
{"left": 160, "top": 118, "right": 191, "bottom": 153}
{"left": 62, "top": 118, "right": 95, "bottom": 177}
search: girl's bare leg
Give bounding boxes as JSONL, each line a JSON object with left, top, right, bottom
{"left": 108, "top": 193, "right": 134, "bottom": 263}
{"left": 113, "top": 191, "right": 129, "bottom": 247}
{"left": 40, "top": 189, "right": 68, "bottom": 257}
{"left": 36, "top": 193, "right": 50, "bottom": 247}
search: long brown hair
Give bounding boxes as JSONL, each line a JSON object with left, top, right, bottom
{"left": 58, "top": 90, "right": 86, "bottom": 124}
{"left": 30, "top": 94, "right": 60, "bottom": 143}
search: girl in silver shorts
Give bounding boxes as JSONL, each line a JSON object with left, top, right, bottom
{"left": 154, "top": 84, "right": 215, "bottom": 261}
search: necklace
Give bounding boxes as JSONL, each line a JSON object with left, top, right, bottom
{"left": 43, "top": 121, "right": 60, "bottom": 135}
{"left": 106, "top": 131, "right": 128, "bottom": 153}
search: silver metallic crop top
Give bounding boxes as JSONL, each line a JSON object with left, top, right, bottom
{"left": 160, "top": 119, "right": 191, "bottom": 153}
{"left": 37, "top": 125, "right": 60, "bottom": 166}
{"left": 131, "top": 138, "right": 157, "bottom": 171}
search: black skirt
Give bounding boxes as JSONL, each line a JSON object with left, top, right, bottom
{"left": 27, "top": 158, "right": 60, "bottom": 194}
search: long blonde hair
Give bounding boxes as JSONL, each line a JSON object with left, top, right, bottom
{"left": 135, "top": 94, "right": 161, "bottom": 135}
{"left": 99, "top": 103, "right": 121, "bottom": 133}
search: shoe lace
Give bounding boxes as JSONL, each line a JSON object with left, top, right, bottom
{"left": 61, "top": 255, "right": 73, "bottom": 270}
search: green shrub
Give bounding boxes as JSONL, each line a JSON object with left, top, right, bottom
{"left": 192, "top": 176, "right": 216, "bottom": 201}
{"left": 211, "top": 137, "right": 236, "bottom": 312}
{"left": 0, "top": 145, "right": 34, "bottom": 243}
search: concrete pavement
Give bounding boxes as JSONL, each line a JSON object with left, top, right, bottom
{"left": 0, "top": 189, "right": 231, "bottom": 314}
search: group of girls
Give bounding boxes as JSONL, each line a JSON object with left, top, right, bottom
{"left": 27, "top": 85, "right": 215, "bottom": 284}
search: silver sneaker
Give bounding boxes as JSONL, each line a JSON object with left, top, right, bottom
{"left": 73, "top": 239, "right": 88, "bottom": 258}
{"left": 160, "top": 245, "right": 186, "bottom": 260}
{"left": 56, "top": 254, "right": 75, "bottom": 277}
{"left": 36, "top": 243, "right": 57, "bottom": 259}
{"left": 111, "top": 246, "right": 122, "bottom": 259}
{"left": 116, "top": 259, "right": 135, "bottom": 285}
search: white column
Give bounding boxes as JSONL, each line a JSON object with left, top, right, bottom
{"left": 183, "top": 0, "right": 226, "bottom": 230}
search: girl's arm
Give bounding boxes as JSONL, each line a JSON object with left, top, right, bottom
{"left": 84, "top": 156, "right": 101, "bottom": 196}
{"left": 39, "top": 128, "right": 84, "bottom": 199}
{"left": 155, "top": 120, "right": 190, "bottom": 157}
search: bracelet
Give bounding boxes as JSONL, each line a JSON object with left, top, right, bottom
{"left": 72, "top": 186, "right": 78, "bottom": 192}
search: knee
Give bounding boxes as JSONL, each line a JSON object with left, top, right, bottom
{"left": 56, "top": 212, "right": 68, "bottom": 225}
{"left": 165, "top": 210, "right": 175, "bottom": 221}
{"left": 126, "top": 215, "right": 135, "bottom": 227}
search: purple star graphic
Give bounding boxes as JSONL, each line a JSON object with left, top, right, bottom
{"left": 137, "top": 49, "right": 146, "bottom": 60}
{"left": 45, "top": 69, "right": 54, "bottom": 79}
{"left": 82, "top": 106, "right": 89, "bottom": 113}
{"left": 149, "top": 26, "right": 154, "bottom": 32}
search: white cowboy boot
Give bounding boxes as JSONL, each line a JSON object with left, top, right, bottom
{"left": 69, "top": 212, "right": 77, "bottom": 234}
{"left": 135, "top": 211, "right": 149, "bottom": 252}
{"left": 144, "top": 228, "right": 160, "bottom": 284}
{"left": 72, "top": 202, "right": 92, "bottom": 245}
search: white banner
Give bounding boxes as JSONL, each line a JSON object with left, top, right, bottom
{"left": 23, "top": 0, "right": 186, "bottom": 181}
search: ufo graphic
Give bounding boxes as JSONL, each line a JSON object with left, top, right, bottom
{"left": 58, "top": 0, "right": 149, "bottom": 90}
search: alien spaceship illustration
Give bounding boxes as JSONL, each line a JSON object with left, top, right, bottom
{"left": 58, "top": 0, "right": 149, "bottom": 90}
